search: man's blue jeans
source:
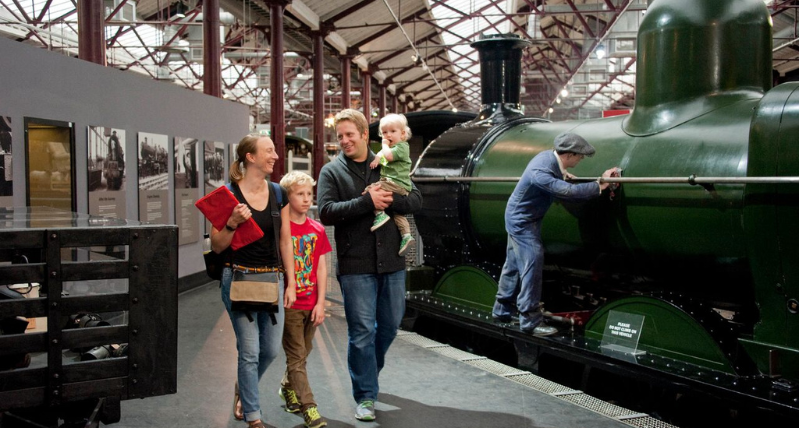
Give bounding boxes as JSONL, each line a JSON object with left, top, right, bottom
{"left": 493, "top": 233, "right": 544, "bottom": 330}
{"left": 221, "top": 267, "right": 285, "bottom": 422}
{"left": 338, "top": 270, "right": 406, "bottom": 404}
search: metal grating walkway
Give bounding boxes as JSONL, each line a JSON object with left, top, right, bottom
{"left": 396, "top": 331, "right": 678, "bottom": 428}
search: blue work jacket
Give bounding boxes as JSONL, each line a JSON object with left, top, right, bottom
{"left": 505, "top": 150, "right": 601, "bottom": 236}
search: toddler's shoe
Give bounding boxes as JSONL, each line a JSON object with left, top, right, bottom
{"left": 399, "top": 234, "right": 415, "bottom": 256}
{"left": 371, "top": 212, "right": 390, "bottom": 232}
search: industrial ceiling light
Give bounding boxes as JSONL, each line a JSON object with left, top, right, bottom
{"left": 596, "top": 43, "right": 607, "bottom": 59}
{"left": 561, "top": 88, "right": 569, "bottom": 97}
{"left": 324, "top": 114, "right": 335, "bottom": 128}
{"left": 171, "top": 1, "right": 188, "bottom": 20}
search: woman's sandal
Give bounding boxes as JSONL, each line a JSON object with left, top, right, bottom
{"left": 247, "top": 421, "right": 266, "bottom": 428}
{"left": 233, "top": 382, "right": 244, "bottom": 421}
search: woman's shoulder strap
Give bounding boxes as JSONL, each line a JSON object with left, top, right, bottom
{"left": 267, "top": 180, "right": 283, "bottom": 205}
{"left": 226, "top": 182, "right": 244, "bottom": 203}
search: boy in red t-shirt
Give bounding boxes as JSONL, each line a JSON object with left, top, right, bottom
{"left": 278, "top": 171, "right": 332, "bottom": 428}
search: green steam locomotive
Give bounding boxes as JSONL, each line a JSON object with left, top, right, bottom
{"left": 408, "top": 0, "right": 799, "bottom": 417}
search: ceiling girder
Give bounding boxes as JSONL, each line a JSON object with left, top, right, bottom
{"left": 5, "top": 1, "right": 798, "bottom": 122}
{"left": 325, "top": 0, "right": 378, "bottom": 23}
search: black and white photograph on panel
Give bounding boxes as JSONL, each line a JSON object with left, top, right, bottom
{"left": 203, "top": 140, "right": 225, "bottom": 195}
{"left": 87, "top": 126, "right": 127, "bottom": 219}
{"left": 230, "top": 142, "right": 238, "bottom": 173}
{"left": 203, "top": 140, "right": 226, "bottom": 233}
{"left": 174, "top": 136, "right": 200, "bottom": 245}
{"left": 0, "top": 116, "right": 12, "bottom": 206}
{"left": 138, "top": 132, "right": 169, "bottom": 224}
{"left": 175, "top": 137, "right": 199, "bottom": 190}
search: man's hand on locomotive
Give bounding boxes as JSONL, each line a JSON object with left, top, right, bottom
{"left": 599, "top": 167, "right": 621, "bottom": 192}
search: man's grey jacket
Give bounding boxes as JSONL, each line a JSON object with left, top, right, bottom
{"left": 317, "top": 151, "right": 422, "bottom": 275}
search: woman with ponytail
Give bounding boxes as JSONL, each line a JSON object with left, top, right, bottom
{"left": 210, "top": 133, "right": 295, "bottom": 428}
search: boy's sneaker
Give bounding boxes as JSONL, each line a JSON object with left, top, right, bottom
{"left": 398, "top": 234, "right": 415, "bottom": 256}
{"left": 370, "top": 212, "right": 390, "bottom": 232}
{"left": 354, "top": 400, "right": 375, "bottom": 421}
{"left": 278, "top": 387, "right": 301, "bottom": 413}
{"left": 303, "top": 406, "right": 327, "bottom": 428}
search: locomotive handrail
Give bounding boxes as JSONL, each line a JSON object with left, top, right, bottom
{"left": 411, "top": 175, "right": 799, "bottom": 184}
{"left": 578, "top": 176, "right": 799, "bottom": 185}
{"left": 412, "top": 176, "right": 521, "bottom": 182}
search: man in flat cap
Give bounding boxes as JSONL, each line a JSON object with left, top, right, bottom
{"left": 493, "top": 132, "right": 618, "bottom": 335}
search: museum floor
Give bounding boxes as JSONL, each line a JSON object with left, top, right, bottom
{"left": 105, "top": 282, "right": 636, "bottom": 428}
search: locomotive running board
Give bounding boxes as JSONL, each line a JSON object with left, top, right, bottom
{"left": 405, "top": 293, "right": 799, "bottom": 418}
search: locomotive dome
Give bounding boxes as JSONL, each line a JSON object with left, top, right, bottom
{"left": 624, "top": 0, "right": 773, "bottom": 136}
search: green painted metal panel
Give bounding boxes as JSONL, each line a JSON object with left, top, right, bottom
{"left": 743, "top": 82, "right": 799, "bottom": 376}
{"left": 586, "top": 296, "right": 735, "bottom": 373}
{"left": 618, "top": 101, "right": 753, "bottom": 257}
{"left": 739, "top": 338, "right": 799, "bottom": 380}
{"left": 431, "top": 266, "right": 497, "bottom": 312}
{"left": 777, "top": 89, "right": 799, "bottom": 355}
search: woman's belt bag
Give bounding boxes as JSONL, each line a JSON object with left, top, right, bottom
{"left": 230, "top": 279, "right": 279, "bottom": 313}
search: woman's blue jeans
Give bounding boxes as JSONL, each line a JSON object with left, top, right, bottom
{"left": 221, "top": 267, "right": 284, "bottom": 422}
{"left": 338, "top": 270, "right": 406, "bottom": 404}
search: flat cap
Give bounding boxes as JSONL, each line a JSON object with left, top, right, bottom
{"left": 554, "top": 132, "right": 596, "bottom": 157}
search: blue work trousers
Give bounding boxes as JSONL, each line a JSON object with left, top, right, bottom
{"left": 493, "top": 233, "right": 544, "bottom": 330}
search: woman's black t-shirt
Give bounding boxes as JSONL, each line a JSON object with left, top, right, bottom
{"left": 230, "top": 182, "right": 283, "bottom": 268}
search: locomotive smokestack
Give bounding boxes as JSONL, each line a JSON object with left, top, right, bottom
{"left": 471, "top": 34, "right": 530, "bottom": 123}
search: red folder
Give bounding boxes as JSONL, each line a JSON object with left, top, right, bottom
{"left": 195, "top": 185, "right": 264, "bottom": 250}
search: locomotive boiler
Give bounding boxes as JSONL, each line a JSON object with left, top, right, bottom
{"left": 409, "top": 0, "right": 799, "bottom": 416}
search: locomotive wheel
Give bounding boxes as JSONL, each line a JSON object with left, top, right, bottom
{"left": 431, "top": 266, "right": 497, "bottom": 312}
{"left": 584, "top": 295, "right": 736, "bottom": 374}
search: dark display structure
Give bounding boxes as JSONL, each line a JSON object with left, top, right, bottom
{"left": 0, "top": 207, "right": 178, "bottom": 426}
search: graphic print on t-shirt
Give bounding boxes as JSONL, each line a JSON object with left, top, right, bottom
{"left": 293, "top": 233, "right": 318, "bottom": 296}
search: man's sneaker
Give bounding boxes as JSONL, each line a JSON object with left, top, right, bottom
{"left": 398, "top": 234, "right": 415, "bottom": 256}
{"left": 370, "top": 212, "right": 390, "bottom": 232}
{"left": 354, "top": 400, "right": 375, "bottom": 421}
{"left": 278, "top": 387, "right": 301, "bottom": 413}
{"left": 303, "top": 406, "right": 327, "bottom": 428}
